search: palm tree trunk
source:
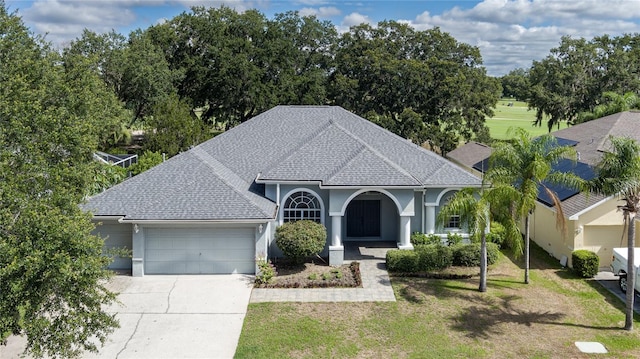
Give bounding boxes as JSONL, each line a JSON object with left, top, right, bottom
{"left": 624, "top": 210, "right": 635, "bottom": 331}
{"left": 524, "top": 214, "right": 530, "bottom": 284}
{"left": 479, "top": 232, "right": 487, "bottom": 292}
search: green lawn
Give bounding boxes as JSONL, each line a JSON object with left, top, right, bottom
{"left": 235, "top": 245, "right": 640, "bottom": 359}
{"left": 486, "top": 99, "right": 569, "bottom": 140}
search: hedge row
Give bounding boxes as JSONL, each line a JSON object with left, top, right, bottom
{"left": 386, "top": 243, "right": 500, "bottom": 273}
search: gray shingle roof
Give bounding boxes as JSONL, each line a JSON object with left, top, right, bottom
{"left": 249, "top": 106, "right": 481, "bottom": 187}
{"left": 552, "top": 111, "right": 640, "bottom": 167}
{"left": 447, "top": 111, "right": 640, "bottom": 217}
{"left": 447, "top": 141, "right": 493, "bottom": 169}
{"left": 85, "top": 106, "right": 480, "bottom": 220}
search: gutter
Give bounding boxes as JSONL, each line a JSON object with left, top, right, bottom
{"left": 568, "top": 195, "right": 615, "bottom": 220}
{"left": 117, "top": 218, "right": 273, "bottom": 225}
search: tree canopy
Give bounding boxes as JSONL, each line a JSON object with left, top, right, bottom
{"left": 330, "top": 22, "right": 500, "bottom": 154}
{"left": 0, "top": 4, "right": 120, "bottom": 357}
{"left": 528, "top": 34, "right": 640, "bottom": 130}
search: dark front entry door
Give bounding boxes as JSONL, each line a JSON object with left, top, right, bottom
{"left": 346, "top": 200, "right": 381, "bottom": 237}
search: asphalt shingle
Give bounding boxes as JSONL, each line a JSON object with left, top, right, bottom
{"left": 85, "top": 106, "right": 481, "bottom": 220}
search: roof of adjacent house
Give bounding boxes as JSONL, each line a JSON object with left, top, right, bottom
{"left": 446, "top": 141, "right": 493, "bottom": 170}
{"left": 552, "top": 111, "right": 640, "bottom": 166}
{"left": 85, "top": 106, "right": 480, "bottom": 221}
{"left": 447, "top": 111, "right": 640, "bottom": 217}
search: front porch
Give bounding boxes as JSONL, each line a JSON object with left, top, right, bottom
{"left": 329, "top": 190, "right": 414, "bottom": 266}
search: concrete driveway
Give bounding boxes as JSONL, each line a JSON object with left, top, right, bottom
{"left": 2, "top": 275, "right": 254, "bottom": 359}
{"left": 595, "top": 271, "right": 640, "bottom": 314}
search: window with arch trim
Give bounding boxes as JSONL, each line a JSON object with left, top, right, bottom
{"left": 283, "top": 191, "right": 322, "bottom": 223}
{"left": 442, "top": 192, "right": 461, "bottom": 229}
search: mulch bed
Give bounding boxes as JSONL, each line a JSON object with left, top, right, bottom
{"left": 254, "top": 258, "right": 362, "bottom": 288}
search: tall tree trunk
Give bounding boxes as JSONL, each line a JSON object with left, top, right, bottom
{"left": 479, "top": 232, "right": 487, "bottom": 292}
{"left": 524, "top": 214, "right": 530, "bottom": 284}
{"left": 624, "top": 210, "right": 635, "bottom": 331}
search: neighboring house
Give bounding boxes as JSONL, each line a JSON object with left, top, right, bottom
{"left": 85, "top": 106, "right": 481, "bottom": 276}
{"left": 448, "top": 111, "right": 640, "bottom": 267}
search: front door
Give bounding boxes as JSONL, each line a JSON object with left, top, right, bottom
{"left": 346, "top": 200, "right": 381, "bottom": 237}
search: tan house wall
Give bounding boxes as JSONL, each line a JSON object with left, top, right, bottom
{"left": 530, "top": 202, "right": 575, "bottom": 265}
{"left": 530, "top": 196, "right": 640, "bottom": 268}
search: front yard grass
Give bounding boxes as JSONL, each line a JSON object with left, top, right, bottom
{"left": 235, "top": 245, "right": 640, "bottom": 358}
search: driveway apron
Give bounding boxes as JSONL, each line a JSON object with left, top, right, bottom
{"left": 1, "top": 274, "right": 254, "bottom": 359}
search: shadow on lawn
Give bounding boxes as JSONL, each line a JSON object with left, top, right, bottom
{"left": 393, "top": 248, "right": 622, "bottom": 339}
{"left": 448, "top": 293, "right": 618, "bottom": 339}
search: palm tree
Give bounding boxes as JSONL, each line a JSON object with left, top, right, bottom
{"left": 586, "top": 136, "right": 640, "bottom": 331}
{"left": 437, "top": 186, "right": 520, "bottom": 292}
{"left": 485, "top": 128, "right": 578, "bottom": 284}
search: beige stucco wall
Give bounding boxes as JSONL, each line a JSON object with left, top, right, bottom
{"left": 530, "top": 202, "right": 575, "bottom": 265}
{"left": 530, "top": 196, "right": 640, "bottom": 268}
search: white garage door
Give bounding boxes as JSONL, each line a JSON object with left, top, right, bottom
{"left": 144, "top": 227, "right": 255, "bottom": 274}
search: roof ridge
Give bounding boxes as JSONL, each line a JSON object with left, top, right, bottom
{"left": 191, "top": 147, "right": 274, "bottom": 218}
{"left": 324, "top": 142, "right": 367, "bottom": 183}
{"left": 259, "top": 118, "right": 334, "bottom": 176}
{"left": 329, "top": 121, "right": 423, "bottom": 185}
{"left": 596, "top": 112, "right": 625, "bottom": 152}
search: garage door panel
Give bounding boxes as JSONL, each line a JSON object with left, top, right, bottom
{"left": 144, "top": 227, "right": 255, "bottom": 274}
{"left": 93, "top": 223, "right": 133, "bottom": 271}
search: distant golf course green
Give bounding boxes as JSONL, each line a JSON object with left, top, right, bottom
{"left": 486, "top": 99, "right": 567, "bottom": 140}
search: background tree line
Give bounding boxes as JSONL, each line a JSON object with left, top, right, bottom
{"left": 64, "top": 6, "right": 500, "bottom": 157}
{"left": 500, "top": 34, "right": 640, "bottom": 131}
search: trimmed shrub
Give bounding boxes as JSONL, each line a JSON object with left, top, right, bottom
{"left": 452, "top": 243, "right": 500, "bottom": 267}
{"left": 275, "top": 220, "right": 326, "bottom": 263}
{"left": 446, "top": 232, "right": 463, "bottom": 246}
{"left": 386, "top": 249, "right": 418, "bottom": 272}
{"left": 410, "top": 232, "right": 442, "bottom": 246}
{"left": 410, "top": 232, "right": 428, "bottom": 246}
{"left": 415, "top": 245, "right": 453, "bottom": 271}
{"left": 572, "top": 250, "right": 600, "bottom": 278}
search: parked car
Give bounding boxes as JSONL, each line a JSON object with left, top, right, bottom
{"left": 610, "top": 247, "right": 640, "bottom": 293}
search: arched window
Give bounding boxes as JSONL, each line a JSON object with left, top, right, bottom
{"left": 441, "top": 191, "right": 461, "bottom": 229}
{"left": 283, "top": 191, "right": 322, "bottom": 223}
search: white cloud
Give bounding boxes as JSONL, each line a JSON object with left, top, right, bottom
{"left": 299, "top": 6, "right": 341, "bottom": 18}
{"left": 342, "top": 12, "right": 372, "bottom": 27}
{"left": 402, "top": 0, "right": 640, "bottom": 76}
{"left": 17, "top": 0, "right": 138, "bottom": 46}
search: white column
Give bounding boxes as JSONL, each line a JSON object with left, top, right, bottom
{"left": 331, "top": 215, "right": 342, "bottom": 247}
{"left": 426, "top": 205, "right": 436, "bottom": 234}
{"left": 329, "top": 215, "right": 344, "bottom": 265}
{"left": 131, "top": 224, "right": 145, "bottom": 277}
{"left": 398, "top": 216, "right": 413, "bottom": 249}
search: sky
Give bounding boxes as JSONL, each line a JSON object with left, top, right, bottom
{"left": 5, "top": 0, "right": 640, "bottom": 76}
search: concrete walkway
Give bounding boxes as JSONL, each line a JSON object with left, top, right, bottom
{"left": 250, "top": 242, "right": 397, "bottom": 303}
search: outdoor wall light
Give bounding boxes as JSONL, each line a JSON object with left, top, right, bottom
{"left": 134, "top": 224, "right": 139, "bottom": 233}
{"left": 258, "top": 224, "right": 263, "bottom": 233}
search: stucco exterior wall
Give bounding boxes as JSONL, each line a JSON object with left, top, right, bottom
{"left": 530, "top": 196, "right": 640, "bottom": 268}
{"left": 530, "top": 202, "right": 574, "bottom": 265}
